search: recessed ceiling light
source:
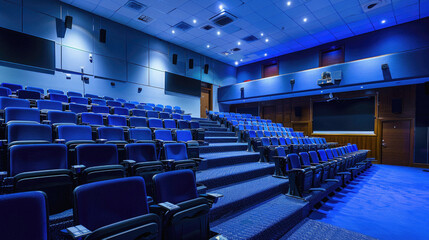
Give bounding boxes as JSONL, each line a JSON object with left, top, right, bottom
{"left": 193, "top": 19, "right": 197, "bottom": 24}
{"left": 287, "top": 1, "right": 292, "bottom": 6}
{"left": 381, "top": 19, "right": 386, "bottom": 24}
{"left": 237, "top": 41, "right": 241, "bottom": 45}
{"left": 235, "top": 61, "right": 239, "bottom": 65}
{"left": 206, "top": 44, "right": 210, "bottom": 48}
{"left": 217, "top": 31, "right": 221, "bottom": 36}
{"left": 240, "top": 59, "right": 243, "bottom": 62}
{"left": 264, "top": 53, "right": 267, "bottom": 56}
{"left": 171, "top": 29, "right": 175, "bottom": 34}
{"left": 303, "top": 17, "right": 308, "bottom": 22}
{"left": 260, "top": 33, "right": 264, "bottom": 37}
{"left": 265, "top": 38, "right": 269, "bottom": 43}
{"left": 219, "top": 4, "right": 224, "bottom": 10}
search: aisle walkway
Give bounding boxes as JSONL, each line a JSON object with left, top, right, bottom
{"left": 310, "top": 164, "right": 429, "bottom": 240}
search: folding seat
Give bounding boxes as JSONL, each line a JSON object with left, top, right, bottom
{"left": 123, "top": 102, "right": 135, "bottom": 109}
{"left": 1, "top": 82, "right": 22, "bottom": 92}
{"left": 80, "top": 112, "right": 104, "bottom": 127}
{"left": 148, "top": 118, "right": 163, "bottom": 130}
{"left": 91, "top": 105, "right": 109, "bottom": 115}
{"left": 0, "top": 97, "right": 30, "bottom": 113}
{"left": 17, "top": 89, "right": 41, "bottom": 100}
{"left": 290, "top": 137, "right": 306, "bottom": 153}
{"left": 129, "top": 101, "right": 139, "bottom": 105}
{"left": 107, "top": 115, "right": 128, "bottom": 128}
{"left": 5, "top": 144, "right": 74, "bottom": 218}
{"left": 299, "top": 152, "right": 324, "bottom": 188}
{"left": 276, "top": 123, "right": 283, "bottom": 128}
{"left": 162, "top": 143, "right": 202, "bottom": 174}
{"left": 163, "top": 108, "right": 173, "bottom": 113}
{"left": 163, "top": 119, "right": 177, "bottom": 129}
{"left": 84, "top": 93, "right": 99, "bottom": 99}
{"left": 153, "top": 169, "right": 222, "bottom": 239}
{"left": 129, "top": 128, "right": 154, "bottom": 143}
{"left": 296, "top": 138, "right": 310, "bottom": 152}
{"left": 4, "top": 107, "right": 40, "bottom": 124}
{"left": 172, "top": 113, "right": 181, "bottom": 120}
{"left": 154, "top": 106, "right": 163, "bottom": 112}
{"left": 103, "top": 96, "right": 114, "bottom": 100}
{"left": 173, "top": 109, "right": 183, "bottom": 114}
{"left": 156, "top": 104, "right": 164, "bottom": 109}
{"left": 177, "top": 120, "right": 190, "bottom": 129}
{"left": 146, "top": 103, "right": 155, "bottom": 107}
{"left": 182, "top": 115, "right": 192, "bottom": 121}
{"left": 6, "top": 123, "right": 52, "bottom": 148}
{"left": 56, "top": 125, "right": 94, "bottom": 165}
{"left": 190, "top": 121, "right": 205, "bottom": 141}
{"left": 111, "top": 107, "right": 129, "bottom": 116}
{"left": 175, "top": 129, "right": 200, "bottom": 158}
{"left": 308, "top": 150, "right": 335, "bottom": 182}
{"left": 0, "top": 86, "right": 12, "bottom": 97}
{"left": 47, "top": 89, "right": 64, "bottom": 95}
{"left": 90, "top": 98, "right": 106, "bottom": 106}
{"left": 106, "top": 100, "right": 122, "bottom": 107}
{"left": 116, "top": 98, "right": 127, "bottom": 103}
{"left": 75, "top": 144, "right": 125, "bottom": 184}
{"left": 37, "top": 100, "right": 63, "bottom": 113}
{"left": 165, "top": 105, "right": 172, "bottom": 109}
{"left": 125, "top": 143, "right": 164, "bottom": 196}
{"left": 131, "top": 109, "right": 146, "bottom": 117}
{"left": 68, "top": 103, "right": 88, "bottom": 114}
{"left": 319, "top": 149, "right": 350, "bottom": 186}
{"left": 143, "top": 105, "right": 154, "bottom": 111}
{"left": 154, "top": 129, "right": 175, "bottom": 158}
{"left": 67, "top": 91, "right": 82, "bottom": 97}
{"left": 0, "top": 191, "right": 49, "bottom": 240}
{"left": 129, "top": 116, "right": 147, "bottom": 128}
{"left": 159, "top": 112, "right": 171, "bottom": 119}
{"left": 147, "top": 110, "right": 159, "bottom": 118}
{"left": 69, "top": 96, "right": 88, "bottom": 105}
{"left": 173, "top": 106, "right": 181, "bottom": 110}
{"left": 47, "top": 111, "right": 76, "bottom": 127}
{"left": 68, "top": 177, "right": 161, "bottom": 240}
{"left": 49, "top": 93, "right": 68, "bottom": 103}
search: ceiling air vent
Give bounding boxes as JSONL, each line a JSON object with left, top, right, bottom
{"left": 231, "top": 48, "right": 241, "bottom": 52}
{"left": 174, "top": 21, "right": 193, "bottom": 31}
{"left": 242, "top": 35, "right": 258, "bottom": 43}
{"left": 138, "top": 15, "right": 154, "bottom": 23}
{"left": 359, "top": 0, "right": 391, "bottom": 12}
{"left": 125, "top": 0, "right": 147, "bottom": 12}
{"left": 201, "top": 25, "right": 214, "bottom": 31}
{"left": 210, "top": 11, "right": 237, "bottom": 27}
{"left": 220, "top": 51, "right": 233, "bottom": 56}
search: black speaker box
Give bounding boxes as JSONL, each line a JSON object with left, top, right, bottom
{"left": 392, "top": 98, "right": 402, "bottom": 114}
{"left": 100, "top": 29, "right": 107, "bottom": 43}
{"left": 189, "top": 59, "right": 194, "bottom": 69}
{"left": 294, "top": 107, "right": 302, "bottom": 117}
{"left": 172, "top": 54, "right": 178, "bottom": 65}
{"left": 65, "top": 16, "right": 73, "bottom": 29}
{"left": 204, "top": 64, "right": 209, "bottom": 74}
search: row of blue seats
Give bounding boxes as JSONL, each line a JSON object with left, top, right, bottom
{"left": 0, "top": 82, "right": 184, "bottom": 113}
{"left": 0, "top": 170, "right": 222, "bottom": 240}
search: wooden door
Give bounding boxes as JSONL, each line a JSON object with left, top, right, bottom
{"left": 381, "top": 120, "right": 411, "bottom": 166}
{"left": 200, "top": 88, "right": 211, "bottom": 118}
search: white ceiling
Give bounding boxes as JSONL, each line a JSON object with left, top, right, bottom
{"left": 61, "top": 0, "right": 429, "bottom": 66}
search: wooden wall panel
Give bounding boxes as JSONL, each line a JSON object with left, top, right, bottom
{"left": 311, "top": 134, "right": 378, "bottom": 159}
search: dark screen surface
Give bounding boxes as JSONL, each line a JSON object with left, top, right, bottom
{"left": 0, "top": 27, "right": 55, "bottom": 70}
{"left": 165, "top": 72, "right": 201, "bottom": 97}
{"left": 313, "top": 96, "right": 375, "bottom": 132}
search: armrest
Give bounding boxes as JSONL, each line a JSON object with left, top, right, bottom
{"left": 201, "top": 192, "right": 224, "bottom": 204}
{"left": 310, "top": 163, "right": 319, "bottom": 166}
{"left": 96, "top": 139, "right": 107, "bottom": 143}
{"left": 158, "top": 202, "right": 180, "bottom": 212}
{"left": 0, "top": 139, "right": 7, "bottom": 147}
{"left": 161, "top": 159, "right": 175, "bottom": 170}
{"left": 289, "top": 168, "right": 305, "bottom": 173}
{"left": 129, "top": 139, "right": 136, "bottom": 143}
{"left": 191, "top": 158, "right": 203, "bottom": 163}
{"left": 122, "top": 159, "right": 136, "bottom": 169}
{"left": 71, "top": 165, "right": 86, "bottom": 175}
{"left": 0, "top": 171, "right": 7, "bottom": 182}
{"left": 55, "top": 139, "right": 66, "bottom": 144}
{"left": 42, "top": 120, "right": 51, "bottom": 125}
{"left": 154, "top": 139, "right": 164, "bottom": 142}
{"left": 62, "top": 225, "right": 92, "bottom": 240}
{"left": 272, "top": 156, "right": 287, "bottom": 159}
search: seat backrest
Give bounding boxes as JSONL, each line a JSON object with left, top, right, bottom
{"left": 153, "top": 169, "right": 198, "bottom": 206}
{"left": 47, "top": 89, "right": 64, "bottom": 95}
{"left": 129, "top": 128, "right": 152, "bottom": 141}
{"left": 123, "top": 103, "right": 135, "bottom": 109}
{"left": 297, "top": 138, "right": 304, "bottom": 144}
{"left": 324, "top": 149, "right": 334, "bottom": 160}
{"left": 47, "top": 111, "right": 76, "bottom": 125}
{"left": 291, "top": 138, "right": 299, "bottom": 144}
{"left": 148, "top": 118, "right": 163, "bottom": 128}
{"left": 129, "top": 117, "right": 147, "bottom": 127}
{"left": 8, "top": 123, "right": 52, "bottom": 144}
{"left": 91, "top": 105, "right": 109, "bottom": 114}
{"left": 154, "top": 106, "right": 163, "bottom": 112}
{"left": 85, "top": 93, "right": 99, "bottom": 99}
{"left": 108, "top": 115, "right": 127, "bottom": 127}
{"left": 147, "top": 110, "right": 158, "bottom": 118}
{"left": 332, "top": 148, "right": 339, "bottom": 157}
{"left": 58, "top": 125, "right": 92, "bottom": 141}
{"left": 0, "top": 86, "right": 12, "bottom": 97}
{"left": 177, "top": 120, "right": 190, "bottom": 129}
{"left": 10, "top": 144, "right": 67, "bottom": 176}
{"left": 70, "top": 97, "right": 88, "bottom": 105}
{"left": 164, "top": 143, "right": 187, "bottom": 160}
{"left": 131, "top": 109, "right": 147, "bottom": 117}
{"left": 287, "top": 153, "right": 302, "bottom": 169}
{"left": 5, "top": 107, "right": 40, "bottom": 123}
{"left": 173, "top": 106, "right": 181, "bottom": 110}
{"left": 0, "top": 97, "right": 30, "bottom": 109}
{"left": 67, "top": 91, "right": 82, "bottom": 97}
{"left": 76, "top": 144, "right": 118, "bottom": 167}
{"left": 98, "top": 127, "right": 125, "bottom": 141}
{"left": 103, "top": 96, "right": 114, "bottom": 100}
{"left": 69, "top": 103, "right": 88, "bottom": 114}
{"left": 37, "top": 100, "right": 62, "bottom": 111}
{"left": 116, "top": 98, "right": 126, "bottom": 103}
{"left": 256, "top": 130, "right": 264, "bottom": 137}
{"left": 0, "top": 191, "right": 48, "bottom": 240}
{"left": 26, "top": 86, "right": 44, "bottom": 94}
{"left": 352, "top": 144, "right": 358, "bottom": 151}
{"left": 159, "top": 112, "right": 171, "bottom": 119}
{"left": 1, "top": 83, "right": 22, "bottom": 92}
{"left": 164, "top": 119, "right": 176, "bottom": 129}
{"left": 17, "top": 89, "right": 41, "bottom": 100}
{"left": 271, "top": 137, "right": 279, "bottom": 146}
{"left": 91, "top": 98, "right": 106, "bottom": 106}
{"left": 309, "top": 151, "right": 320, "bottom": 163}
{"left": 112, "top": 107, "right": 129, "bottom": 116}
{"left": 81, "top": 113, "right": 103, "bottom": 125}
{"left": 49, "top": 93, "right": 68, "bottom": 103}
{"left": 73, "top": 177, "right": 149, "bottom": 231}
{"left": 143, "top": 105, "right": 154, "bottom": 111}
{"left": 182, "top": 115, "right": 191, "bottom": 121}
{"left": 163, "top": 108, "right": 172, "bottom": 113}
{"left": 172, "top": 113, "right": 181, "bottom": 120}
{"left": 154, "top": 129, "right": 172, "bottom": 141}
{"left": 276, "top": 147, "right": 287, "bottom": 157}
{"left": 248, "top": 130, "right": 256, "bottom": 138}
{"left": 176, "top": 130, "right": 192, "bottom": 142}
{"left": 165, "top": 105, "right": 172, "bottom": 109}
{"left": 299, "top": 152, "right": 311, "bottom": 166}
{"left": 126, "top": 143, "right": 158, "bottom": 162}
{"left": 106, "top": 100, "right": 122, "bottom": 107}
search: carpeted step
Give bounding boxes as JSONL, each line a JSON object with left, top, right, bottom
{"left": 200, "top": 143, "right": 248, "bottom": 154}
{"left": 209, "top": 176, "right": 289, "bottom": 222}
{"left": 205, "top": 131, "right": 236, "bottom": 137}
{"left": 196, "top": 162, "right": 274, "bottom": 189}
{"left": 192, "top": 117, "right": 208, "bottom": 121}
{"left": 205, "top": 127, "right": 228, "bottom": 131}
{"left": 205, "top": 137, "right": 238, "bottom": 143}
{"left": 211, "top": 195, "right": 309, "bottom": 240}
{"left": 199, "top": 151, "right": 260, "bottom": 170}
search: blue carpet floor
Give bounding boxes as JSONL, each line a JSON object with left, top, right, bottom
{"left": 310, "top": 164, "right": 429, "bottom": 240}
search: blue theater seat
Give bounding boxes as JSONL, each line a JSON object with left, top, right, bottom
{"left": 163, "top": 108, "right": 172, "bottom": 113}
{"left": 182, "top": 115, "right": 191, "bottom": 121}
{"left": 123, "top": 102, "right": 135, "bottom": 109}
{"left": 70, "top": 96, "right": 88, "bottom": 105}
{"left": 1, "top": 83, "right": 22, "bottom": 92}
{"left": 116, "top": 98, "right": 126, "bottom": 103}
{"left": 153, "top": 169, "right": 219, "bottom": 239}
{"left": 7, "top": 144, "right": 73, "bottom": 215}
{"left": 309, "top": 150, "right": 334, "bottom": 180}
{"left": 47, "top": 111, "right": 77, "bottom": 126}
{"left": 148, "top": 118, "right": 163, "bottom": 130}
{"left": 69, "top": 103, "right": 88, "bottom": 114}
{"left": 129, "top": 101, "right": 139, "bottom": 105}
{"left": 75, "top": 144, "right": 125, "bottom": 184}
{"left": 175, "top": 129, "right": 200, "bottom": 158}
{"left": 80, "top": 112, "right": 104, "bottom": 127}
{"left": 98, "top": 127, "right": 127, "bottom": 144}
{"left": 154, "top": 106, "right": 163, "bottom": 112}
{"left": 5, "top": 107, "right": 40, "bottom": 124}
{"left": 0, "top": 191, "right": 49, "bottom": 240}
{"left": 129, "top": 116, "right": 147, "bottom": 128}
{"left": 299, "top": 152, "right": 323, "bottom": 187}
{"left": 131, "top": 109, "right": 146, "bottom": 117}
{"left": 143, "top": 105, "right": 154, "bottom": 111}
{"left": 91, "top": 98, "right": 106, "bottom": 106}
{"left": 47, "top": 89, "right": 64, "bottom": 95}
{"left": 91, "top": 105, "right": 109, "bottom": 115}
{"left": 190, "top": 121, "right": 205, "bottom": 141}
{"left": 107, "top": 100, "right": 121, "bottom": 107}
{"left": 0, "top": 87, "right": 12, "bottom": 97}
{"left": 129, "top": 128, "right": 153, "bottom": 143}
{"left": 0, "top": 97, "right": 30, "bottom": 110}
{"left": 147, "top": 110, "right": 159, "bottom": 118}
{"left": 17, "top": 89, "right": 41, "bottom": 100}
{"left": 164, "top": 105, "right": 172, "bottom": 109}
{"left": 146, "top": 103, "right": 155, "bottom": 107}
{"left": 72, "top": 177, "right": 160, "bottom": 239}
{"left": 177, "top": 120, "right": 190, "bottom": 129}
{"left": 57, "top": 125, "right": 94, "bottom": 146}
{"left": 171, "top": 113, "right": 181, "bottom": 120}
{"left": 111, "top": 107, "right": 129, "bottom": 116}
{"left": 37, "top": 100, "right": 63, "bottom": 112}
{"left": 107, "top": 115, "right": 127, "bottom": 127}
{"left": 84, "top": 93, "right": 99, "bottom": 99}
{"left": 49, "top": 93, "right": 68, "bottom": 103}
{"left": 163, "top": 143, "right": 199, "bottom": 172}
{"left": 103, "top": 96, "right": 114, "bottom": 100}
{"left": 7, "top": 123, "right": 52, "bottom": 146}
{"left": 159, "top": 112, "right": 171, "bottom": 119}
{"left": 67, "top": 91, "right": 82, "bottom": 97}
{"left": 163, "top": 119, "right": 177, "bottom": 129}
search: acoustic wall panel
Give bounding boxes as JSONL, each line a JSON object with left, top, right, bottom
{"left": 127, "top": 63, "right": 149, "bottom": 85}
{"left": 62, "top": 46, "right": 93, "bottom": 74}
{"left": 93, "top": 54, "right": 126, "bottom": 81}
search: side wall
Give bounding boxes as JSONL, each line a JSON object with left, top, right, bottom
{"left": 0, "top": 0, "right": 236, "bottom": 117}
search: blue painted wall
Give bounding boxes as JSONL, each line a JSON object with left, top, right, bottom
{"left": 236, "top": 18, "right": 429, "bottom": 83}
{"left": 0, "top": 0, "right": 236, "bottom": 117}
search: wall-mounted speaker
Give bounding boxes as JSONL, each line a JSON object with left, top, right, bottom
{"left": 65, "top": 16, "right": 73, "bottom": 29}
{"left": 189, "top": 59, "right": 194, "bottom": 69}
{"left": 99, "top": 29, "right": 107, "bottom": 43}
{"left": 240, "top": 87, "right": 244, "bottom": 99}
{"left": 138, "top": 87, "right": 142, "bottom": 93}
{"left": 110, "top": 82, "right": 115, "bottom": 87}
{"left": 294, "top": 107, "right": 302, "bottom": 117}
{"left": 172, "top": 54, "right": 178, "bottom": 65}
{"left": 392, "top": 98, "right": 402, "bottom": 114}
{"left": 204, "top": 64, "right": 209, "bottom": 74}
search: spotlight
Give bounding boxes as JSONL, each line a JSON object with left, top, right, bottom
{"left": 264, "top": 53, "right": 267, "bottom": 56}
{"left": 265, "top": 38, "right": 269, "bottom": 43}
{"left": 237, "top": 41, "right": 241, "bottom": 45}
{"left": 193, "top": 19, "right": 197, "bottom": 24}
{"left": 287, "top": 1, "right": 291, "bottom": 6}
{"left": 235, "top": 61, "right": 239, "bottom": 66}
{"left": 303, "top": 17, "right": 308, "bottom": 22}
{"left": 206, "top": 44, "right": 210, "bottom": 48}
{"left": 260, "top": 32, "right": 264, "bottom": 36}
{"left": 171, "top": 30, "right": 175, "bottom": 34}
{"left": 381, "top": 19, "right": 386, "bottom": 24}
{"left": 217, "top": 31, "right": 221, "bottom": 36}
